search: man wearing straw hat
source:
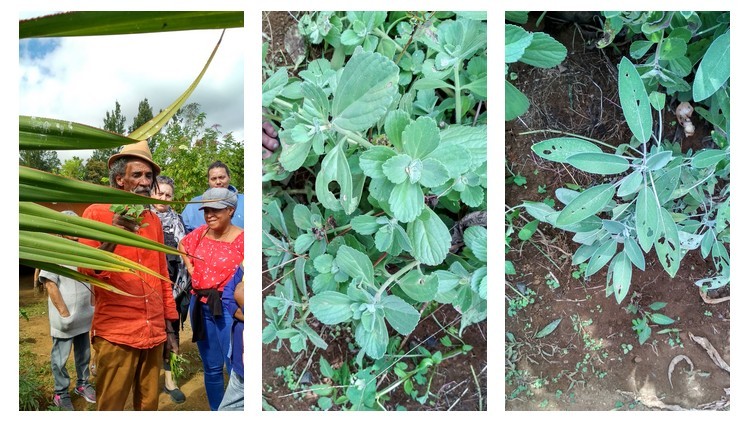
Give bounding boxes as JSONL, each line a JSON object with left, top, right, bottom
{"left": 78, "top": 140, "right": 179, "bottom": 411}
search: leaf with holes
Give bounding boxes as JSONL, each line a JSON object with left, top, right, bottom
{"left": 607, "top": 251, "right": 632, "bottom": 303}
{"left": 655, "top": 208, "right": 681, "bottom": 277}
{"left": 653, "top": 166, "right": 681, "bottom": 205}
{"left": 532, "top": 137, "right": 602, "bottom": 163}
{"left": 556, "top": 184, "right": 615, "bottom": 227}
{"left": 398, "top": 269, "right": 438, "bottom": 302}
{"left": 636, "top": 187, "right": 659, "bottom": 252}
{"left": 618, "top": 57, "right": 652, "bottom": 144}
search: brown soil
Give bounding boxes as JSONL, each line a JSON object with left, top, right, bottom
{"left": 505, "top": 16, "right": 730, "bottom": 411}
{"left": 18, "top": 267, "right": 212, "bottom": 411}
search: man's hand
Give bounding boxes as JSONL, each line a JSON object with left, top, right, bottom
{"left": 262, "top": 120, "right": 279, "bottom": 159}
{"left": 166, "top": 321, "right": 179, "bottom": 354}
{"left": 112, "top": 212, "right": 140, "bottom": 232}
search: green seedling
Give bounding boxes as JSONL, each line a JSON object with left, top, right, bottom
{"left": 110, "top": 204, "right": 149, "bottom": 228}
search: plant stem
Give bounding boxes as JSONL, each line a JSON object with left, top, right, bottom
{"left": 454, "top": 64, "right": 462, "bottom": 124}
{"left": 375, "top": 260, "right": 420, "bottom": 301}
{"left": 272, "top": 97, "right": 294, "bottom": 110}
{"left": 333, "top": 124, "right": 374, "bottom": 148}
{"left": 372, "top": 28, "right": 405, "bottom": 54}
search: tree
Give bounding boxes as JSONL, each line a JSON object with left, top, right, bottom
{"left": 103, "top": 100, "right": 127, "bottom": 134}
{"left": 20, "top": 150, "right": 61, "bottom": 173}
{"left": 151, "top": 103, "right": 244, "bottom": 212}
{"left": 129, "top": 98, "right": 155, "bottom": 150}
{"left": 87, "top": 100, "right": 129, "bottom": 183}
{"left": 59, "top": 156, "right": 85, "bottom": 180}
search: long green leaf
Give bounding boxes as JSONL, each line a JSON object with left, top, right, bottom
{"left": 505, "top": 80, "right": 530, "bottom": 121}
{"left": 129, "top": 30, "right": 226, "bottom": 140}
{"left": 19, "top": 117, "right": 137, "bottom": 150}
{"left": 331, "top": 50, "right": 399, "bottom": 132}
{"left": 608, "top": 252, "right": 632, "bottom": 303}
{"left": 20, "top": 11, "right": 243, "bottom": 38}
{"left": 556, "top": 184, "right": 615, "bottom": 227}
{"left": 567, "top": 152, "right": 630, "bottom": 175}
{"left": 20, "top": 231, "right": 170, "bottom": 283}
{"left": 618, "top": 57, "right": 652, "bottom": 144}
{"left": 635, "top": 187, "right": 659, "bottom": 252}
{"left": 20, "top": 202, "right": 179, "bottom": 255}
{"left": 20, "top": 167, "right": 168, "bottom": 204}
{"left": 20, "top": 260, "right": 134, "bottom": 296}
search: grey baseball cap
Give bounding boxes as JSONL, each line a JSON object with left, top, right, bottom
{"left": 199, "top": 187, "right": 238, "bottom": 210}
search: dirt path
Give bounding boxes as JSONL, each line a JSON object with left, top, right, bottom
{"left": 19, "top": 270, "right": 211, "bottom": 411}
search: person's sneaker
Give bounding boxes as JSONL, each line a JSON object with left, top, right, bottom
{"left": 163, "top": 386, "right": 186, "bottom": 404}
{"left": 53, "top": 394, "right": 74, "bottom": 411}
{"left": 74, "top": 384, "right": 96, "bottom": 403}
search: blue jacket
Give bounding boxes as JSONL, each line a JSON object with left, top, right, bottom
{"left": 181, "top": 184, "right": 244, "bottom": 233}
{"left": 222, "top": 266, "right": 244, "bottom": 378}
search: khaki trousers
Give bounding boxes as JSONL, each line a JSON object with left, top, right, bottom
{"left": 92, "top": 336, "right": 163, "bottom": 410}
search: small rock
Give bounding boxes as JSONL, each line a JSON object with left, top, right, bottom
{"left": 634, "top": 356, "right": 642, "bottom": 364}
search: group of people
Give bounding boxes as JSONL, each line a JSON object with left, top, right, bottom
{"left": 39, "top": 115, "right": 281, "bottom": 411}
{"left": 37, "top": 143, "right": 245, "bottom": 411}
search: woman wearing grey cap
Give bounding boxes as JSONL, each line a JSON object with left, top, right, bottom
{"left": 178, "top": 187, "right": 244, "bottom": 410}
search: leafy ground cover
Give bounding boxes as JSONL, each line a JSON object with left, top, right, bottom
{"left": 262, "top": 11, "right": 487, "bottom": 411}
{"left": 505, "top": 12, "right": 729, "bottom": 411}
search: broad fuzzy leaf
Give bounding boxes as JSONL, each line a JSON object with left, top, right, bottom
{"left": 402, "top": 116, "right": 440, "bottom": 159}
{"left": 381, "top": 294, "right": 421, "bottom": 335}
{"left": 335, "top": 245, "right": 374, "bottom": 285}
{"left": 355, "top": 312, "right": 388, "bottom": 359}
{"left": 463, "top": 226, "right": 487, "bottom": 262}
{"left": 520, "top": 32, "right": 567, "bottom": 68}
{"left": 618, "top": 57, "right": 653, "bottom": 144}
{"left": 262, "top": 68, "right": 289, "bottom": 107}
{"left": 505, "top": 24, "right": 533, "bottom": 63}
{"left": 382, "top": 154, "right": 413, "bottom": 184}
{"left": 309, "top": 291, "right": 354, "bottom": 324}
{"left": 350, "top": 215, "right": 381, "bottom": 235}
{"left": 532, "top": 137, "right": 602, "bottom": 163}
{"left": 359, "top": 146, "right": 397, "bottom": 179}
{"left": 556, "top": 184, "right": 615, "bottom": 227}
{"left": 398, "top": 269, "right": 438, "bottom": 302}
{"left": 331, "top": 50, "right": 399, "bottom": 132}
{"left": 419, "top": 158, "right": 450, "bottom": 187}
{"left": 384, "top": 110, "right": 410, "bottom": 151}
{"left": 407, "top": 208, "right": 451, "bottom": 266}
{"left": 693, "top": 31, "right": 730, "bottom": 102}
{"left": 389, "top": 180, "right": 424, "bottom": 223}
{"left": 505, "top": 80, "right": 529, "bottom": 120}
{"left": 315, "top": 141, "right": 358, "bottom": 214}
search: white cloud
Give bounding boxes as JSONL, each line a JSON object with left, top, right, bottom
{"left": 19, "top": 16, "right": 244, "bottom": 162}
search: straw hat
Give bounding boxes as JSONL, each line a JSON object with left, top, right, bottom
{"left": 108, "top": 140, "right": 161, "bottom": 175}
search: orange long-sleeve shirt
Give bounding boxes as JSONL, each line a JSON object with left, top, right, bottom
{"left": 79, "top": 204, "right": 178, "bottom": 349}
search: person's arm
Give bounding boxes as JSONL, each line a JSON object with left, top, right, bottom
{"left": 41, "top": 277, "right": 70, "bottom": 317}
{"left": 234, "top": 280, "right": 244, "bottom": 322}
{"left": 178, "top": 239, "right": 194, "bottom": 276}
{"left": 223, "top": 267, "right": 243, "bottom": 321}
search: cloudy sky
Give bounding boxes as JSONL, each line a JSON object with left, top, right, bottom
{"left": 18, "top": 11, "right": 244, "bottom": 162}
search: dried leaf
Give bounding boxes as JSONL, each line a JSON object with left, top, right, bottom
{"left": 689, "top": 332, "right": 731, "bottom": 373}
{"left": 668, "top": 354, "right": 693, "bottom": 389}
